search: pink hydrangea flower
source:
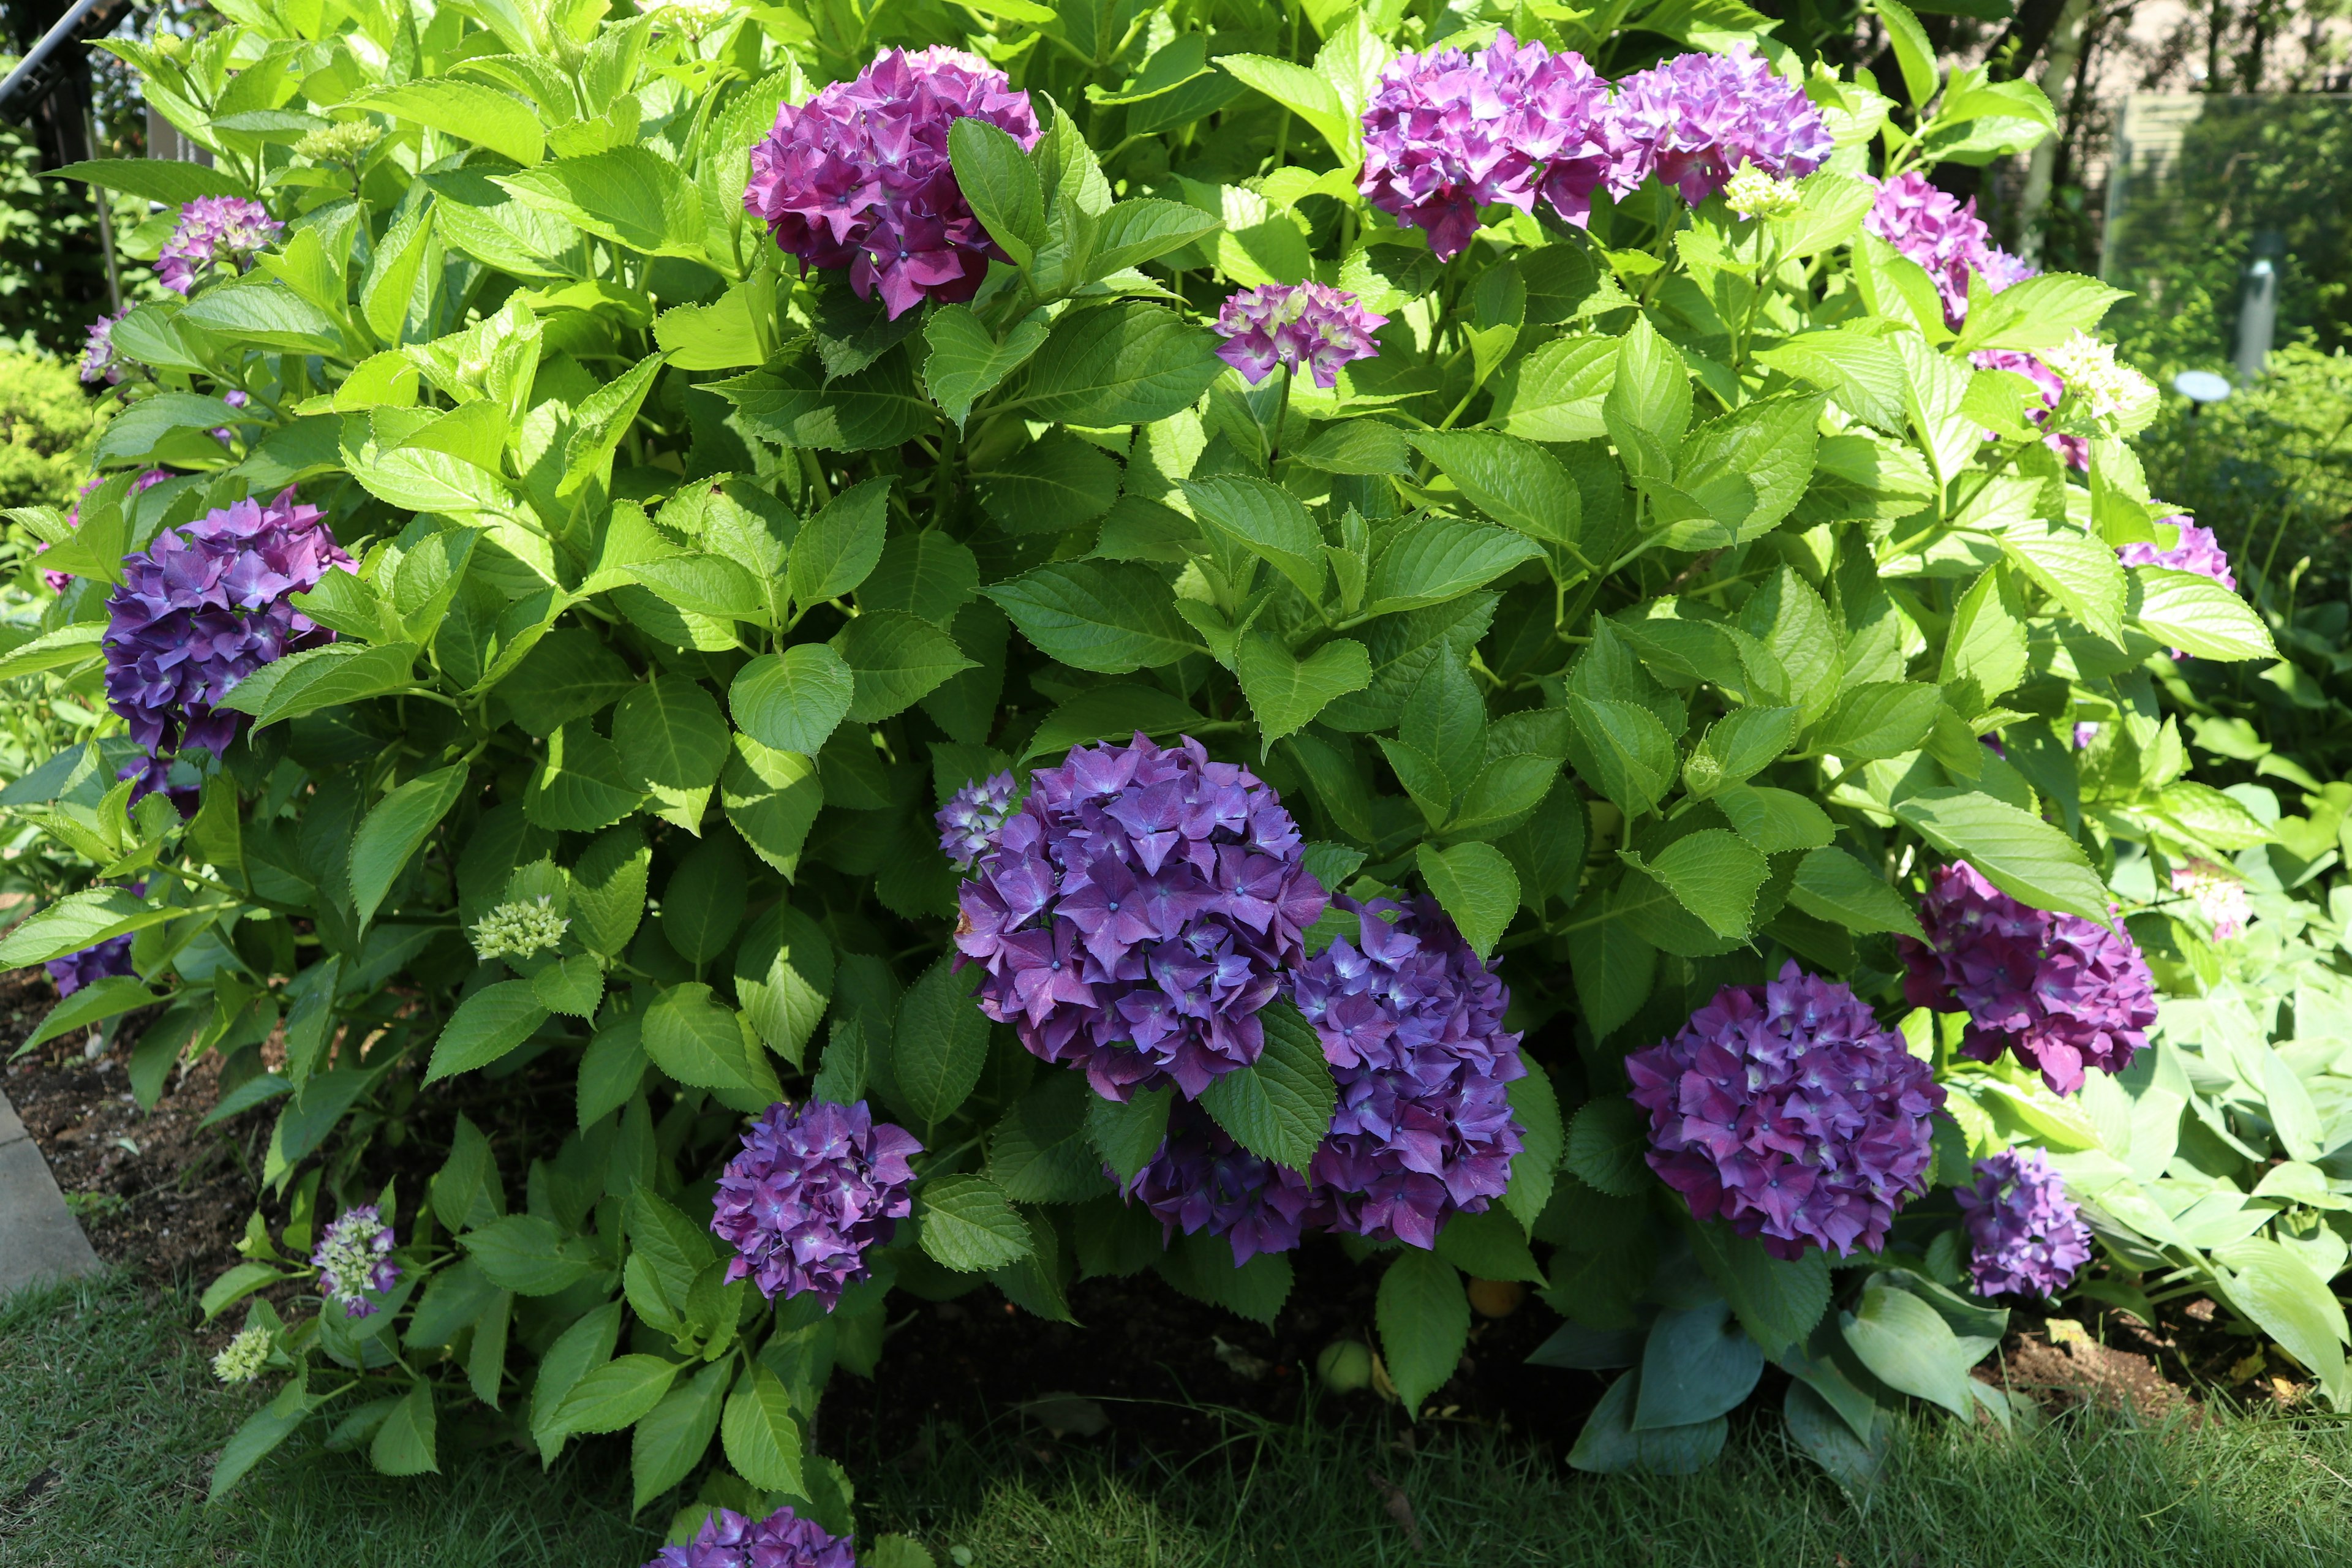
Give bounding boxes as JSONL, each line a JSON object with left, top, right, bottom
{"left": 1212, "top": 283, "right": 1387, "bottom": 389}
{"left": 156, "top": 197, "right": 281, "bottom": 295}
{"left": 1602, "top": 48, "right": 1833, "bottom": 207}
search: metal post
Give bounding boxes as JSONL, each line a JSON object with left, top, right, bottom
{"left": 2235, "top": 231, "right": 2283, "bottom": 380}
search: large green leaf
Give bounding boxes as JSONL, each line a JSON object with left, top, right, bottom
{"left": 1415, "top": 841, "right": 1518, "bottom": 957}
{"left": 716, "top": 355, "right": 937, "bottom": 451}
{"left": 349, "top": 765, "right": 470, "bottom": 931}
{"left": 1006, "top": 303, "right": 1224, "bottom": 426}
{"left": 1364, "top": 517, "right": 1544, "bottom": 615}
{"left": 832, "top": 610, "right": 978, "bottom": 723}
{"left": 1235, "top": 635, "right": 1370, "bottom": 744}
{"left": 1619, "top": 830, "right": 1768, "bottom": 943}
{"left": 611, "top": 676, "right": 729, "bottom": 793}
{"left": 1376, "top": 1250, "right": 1468, "bottom": 1415}
{"left": 1892, "top": 788, "right": 2111, "bottom": 921}
{"left": 423, "top": 981, "right": 549, "bottom": 1084}
{"left": 917, "top": 1174, "right": 1033, "bottom": 1272}
{"left": 358, "top": 77, "right": 545, "bottom": 165}
{"left": 1197, "top": 997, "right": 1335, "bottom": 1172}
{"left": 892, "top": 959, "right": 990, "bottom": 1126}
{"left": 496, "top": 148, "right": 704, "bottom": 258}
{"left": 1409, "top": 429, "right": 1583, "bottom": 548}
{"left": 1181, "top": 475, "right": 1326, "bottom": 599}
{"left": 984, "top": 561, "right": 1200, "bottom": 673}
{"left": 641, "top": 983, "right": 782, "bottom": 1112}
{"left": 730, "top": 645, "right": 854, "bottom": 757}
{"left": 788, "top": 478, "right": 891, "bottom": 609}
{"left": 1635, "top": 1300, "right": 1764, "bottom": 1430}
{"left": 1787, "top": 847, "right": 1924, "bottom": 940}
{"left": 2127, "top": 567, "right": 2277, "bottom": 661}
{"left": 923, "top": 305, "right": 1050, "bottom": 428}
{"left": 722, "top": 1365, "right": 805, "bottom": 1495}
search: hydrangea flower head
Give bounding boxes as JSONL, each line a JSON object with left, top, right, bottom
{"left": 1627, "top": 962, "right": 1943, "bottom": 1260}
{"left": 1122, "top": 1100, "right": 1314, "bottom": 1264}
{"left": 312, "top": 1204, "right": 399, "bottom": 1316}
{"left": 472, "top": 896, "right": 568, "bottom": 961}
{"left": 2041, "top": 332, "right": 2158, "bottom": 433}
{"left": 1212, "top": 283, "right": 1388, "bottom": 390}
{"left": 1289, "top": 895, "right": 1525, "bottom": 1248}
{"left": 1602, "top": 48, "right": 1833, "bottom": 208}
{"left": 295, "top": 119, "right": 382, "bottom": 165}
{"left": 646, "top": 1504, "right": 856, "bottom": 1568}
{"left": 156, "top": 197, "right": 281, "bottom": 295}
{"left": 213, "top": 1322, "right": 272, "bottom": 1384}
{"left": 937, "top": 771, "right": 1020, "bottom": 870}
{"left": 104, "top": 488, "right": 352, "bottom": 796}
{"left": 80, "top": 305, "right": 130, "bottom": 385}
{"left": 952, "top": 733, "right": 1327, "bottom": 1101}
{"left": 1864, "top": 172, "right": 2030, "bottom": 327}
{"left": 1901, "top": 861, "right": 2157, "bottom": 1096}
{"left": 1955, "top": 1147, "right": 2092, "bottom": 1300}
{"left": 2119, "top": 515, "right": 2235, "bottom": 589}
{"left": 2171, "top": 857, "right": 2251, "bottom": 939}
{"left": 46, "top": 931, "right": 135, "bottom": 998}
{"left": 744, "top": 46, "right": 1040, "bottom": 318}
{"left": 1357, "top": 33, "right": 1610, "bottom": 257}
{"left": 709, "top": 1099, "right": 919, "bottom": 1309}
{"left": 1724, "top": 162, "right": 1802, "bottom": 219}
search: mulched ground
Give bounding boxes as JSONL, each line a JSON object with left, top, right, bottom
{"left": 5, "top": 957, "right": 2307, "bottom": 1477}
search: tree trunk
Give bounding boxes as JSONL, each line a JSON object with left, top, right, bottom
{"left": 2015, "top": 0, "right": 2097, "bottom": 263}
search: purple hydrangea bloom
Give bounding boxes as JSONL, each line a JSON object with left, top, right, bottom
{"left": 1357, "top": 33, "right": 1611, "bottom": 258}
{"left": 312, "top": 1204, "right": 399, "bottom": 1316}
{"left": 80, "top": 305, "right": 130, "bottom": 385}
{"left": 952, "top": 733, "right": 1327, "bottom": 1102}
{"left": 744, "top": 46, "right": 1040, "bottom": 318}
{"left": 1955, "top": 1147, "right": 2093, "bottom": 1300}
{"left": 155, "top": 197, "right": 281, "bottom": 296}
{"left": 1971, "top": 349, "right": 2090, "bottom": 470}
{"left": 1627, "top": 961, "right": 1943, "bottom": 1261}
{"left": 1901, "top": 861, "right": 2158, "bottom": 1096}
{"left": 710, "top": 1098, "right": 920, "bottom": 1310}
{"left": 1212, "top": 283, "right": 1387, "bottom": 390}
{"left": 2119, "top": 516, "right": 2235, "bottom": 589}
{"left": 1602, "top": 48, "right": 1833, "bottom": 208}
{"left": 2072, "top": 720, "right": 2101, "bottom": 749}
{"left": 938, "top": 771, "right": 1020, "bottom": 871}
{"left": 45, "top": 932, "right": 134, "bottom": 997}
{"left": 1289, "top": 896, "right": 1525, "bottom": 1249}
{"left": 1121, "top": 1100, "right": 1314, "bottom": 1265}
{"left": 646, "top": 1504, "right": 855, "bottom": 1568}
{"left": 103, "top": 488, "right": 352, "bottom": 796}
{"left": 44, "top": 469, "right": 169, "bottom": 594}
{"left": 1864, "top": 172, "right": 2032, "bottom": 326}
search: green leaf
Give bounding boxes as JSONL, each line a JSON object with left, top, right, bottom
{"left": 51, "top": 157, "right": 244, "bottom": 205}
{"left": 1364, "top": 517, "right": 1544, "bottom": 616}
{"left": 1197, "top": 997, "right": 1336, "bottom": 1172}
{"left": 553, "top": 1354, "right": 680, "bottom": 1435}
{"left": 358, "top": 77, "right": 545, "bottom": 165}
{"left": 1567, "top": 1370, "right": 1727, "bottom": 1475}
{"left": 2215, "top": 1238, "right": 2349, "bottom": 1401}
{"left": 715, "top": 355, "right": 937, "bottom": 451}
{"left": 461, "top": 1214, "right": 597, "bottom": 1296}
{"left": 892, "top": 959, "right": 990, "bottom": 1126}
{"left": 975, "top": 432, "right": 1122, "bottom": 536}
{"left": 628, "top": 555, "right": 765, "bottom": 624}
{"left": 1183, "top": 474, "right": 1328, "bottom": 598}
{"left": 1684, "top": 707, "right": 1799, "bottom": 798}
{"left": 1954, "top": 273, "right": 2128, "bottom": 353}
{"left": 1683, "top": 1223, "right": 1831, "bottom": 1360}
{"left": 832, "top": 610, "right": 978, "bottom": 723}
{"left": 1567, "top": 1098, "right": 1653, "bottom": 1199}
{"left": 1619, "top": 830, "right": 1768, "bottom": 943}
{"left": 1090, "top": 197, "right": 1223, "bottom": 276}
{"left": 525, "top": 723, "right": 644, "bottom": 834}
{"left": 1409, "top": 430, "right": 1583, "bottom": 548}
{"left": 370, "top": 1382, "right": 440, "bottom": 1477}
{"left": 612, "top": 675, "right": 729, "bottom": 794}
{"left": 1500, "top": 1061, "right": 1564, "bottom": 1232}
{"left": 1376, "top": 1250, "right": 1469, "bottom": 1415}
{"left": 530, "top": 1303, "right": 622, "bottom": 1463}
{"left": 215, "top": 642, "right": 420, "bottom": 730}
{"left": 1493, "top": 336, "right": 1618, "bottom": 442}
{"left": 348, "top": 764, "right": 469, "bottom": 932}
{"left": 23, "top": 975, "right": 163, "bottom": 1055}
{"left": 177, "top": 284, "right": 342, "bottom": 355}
{"left": 577, "top": 1016, "right": 646, "bottom": 1128}
{"left": 1088, "top": 1087, "right": 1175, "bottom": 1186}
{"left": 1788, "top": 847, "right": 1926, "bottom": 940}
{"left": 1603, "top": 315, "right": 1691, "bottom": 481}
{"left": 862, "top": 531, "right": 979, "bottom": 627}
{"left": 736, "top": 903, "right": 833, "bottom": 1066}
{"left": 949, "top": 117, "right": 1044, "bottom": 267}
{"left": 1892, "top": 788, "right": 2111, "bottom": 922}
{"left": 722, "top": 1366, "right": 805, "bottom": 1494}
{"left": 0, "top": 886, "right": 167, "bottom": 968}
{"left": 1434, "top": 1205, "right": 1544, "bottom": 1284}
{"left": 788, "top": 478, "right": 891, "bottom": 611}
{"left": 923, "top": 306, "right": 1049, "bottom": 428}
{"left": 569, "top": 823, "right": 649, "bottom": 959}
{"left": 984, "top": 561, "right": 1200, "bottom": 673}
{"left": 0, "top": 622, "right": 104, "bottom": 682}
{"left": 1752, "top": 330, "right": 1905, "bottom": 432}
{"left": 723, "top": 737, "right": 825, "bottom": 876}
{"left": 423, "top": 981, "right": 550, "bottom": 1084}
{"left": 1876, "top": 0, "right": 1939, "bottom": 104}
{"left": 1022, "top": 685, "right": 1208, "bottom": 764}
{"left": 729, "top": 644, "right": 854, "bottom": 758}
{"left": 1999, "top": 521, "right": 2126, "bottom": 647}
{"left": 631, "top": 1360, "right": 729, "bottom": 1513}
{"left": 1213, "top": 53, "right": 1354, "bottom": 162}
{"left": 1008, "top": 303, "right": 1224, "bottom": 426}
{"left": 1839, "top": 1283, "right": 1975, "bottom": 1417}
{"left": 665, "top": 840, "right": 747, "bottom": 966}
{"left": 1809, "top": 681, "right": 1942, "bottom": 761}
{"left": 490, "top": 629, "right": 637, "bottom": 735}
{"left": 1415, "top": 841, "right": 1519, "bottom": 958}
{"left": 210, "top": 1379, "right": 314, "bottom": 1499}
{"left": 1235, "top": 635, "right": 1371, "bottom": 745}
{"left": 496, "top": 147, "right": 705, "bottom": 258}
{"left": 1566, "top": 695, "right": 1678, "bottom": 819}
{"left": 2127, "top": 567, "right": 2277, "bottom": 661}
{"left": 641, "top": 984, "right": 782, "bottom": 1112}
{"left": 533, "top": 955, "right": 604, "bottom": 1020}
{"left": 918, "top": 1174, "right": 1034, "bottom": 1272}
{"left": 1635, "top": 1300, "right": 1763, "bottom": 1430}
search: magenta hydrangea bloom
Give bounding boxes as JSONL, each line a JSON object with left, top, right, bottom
{"left": 744, "top": 46, "right": 1039, "bottom": 318}
{"left": 80, "top": 305, "right": 130, "bottom": 385}
{"left": 1602, "top": 48, "right": 1833, "bottom": 208}
{"left": 710, "top": 1099, "right": 919, "bottom": 1310}
{"left": 155, "top": 197, "right": 281, "bottom": 295}
{"left": 2171, "top": 857, "right": 2251, "bottom": 939}
{"left": 646, "top": 1504, "right": 856, "bottom": 1568}
{"left": 2119, "top": 516, "right": 2236, "bottom": 589}
{"left": 1972, "top": 347, "right": 2090, "bottom": 470}
{"left": 44, "top": 469, "right": 169, "bottom": 593}
{"left": 1289, "top": 895, "right": 1526, "bottom": 1249}
{"left": 1955, "top": 1148, "right": 2093, "bottom": 1300}
{"left": 1357, "top": 33, "right": 1611, "bottom": 258}
{"left": 937, "top": 771, "right": 1019, "bottom": 871}
{"left": 103, "top": 488, "right": 352, "bottom": 795}
{"left": 1121, "top": 1101, "right": 1314, "bottom": 1265}
{"left": 1212, "top": 283, "right": 1387, "bottom": 389}
{"left": 1863, "top": 172, "right": 2030, "bottom": 326}
{"left": 952, "top": 733, "right": 1327, "bottom": 1102}
{"left": 1627, "top": 962, "right": 1943, "bottom": 1261}
{"left": 1901, "top": 861, "right": 2157, "bottom": 1096}
{"left": 312, "top": 1204, "right": 399, "bottom": 1316}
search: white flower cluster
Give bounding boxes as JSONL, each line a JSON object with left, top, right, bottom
{"left": 2044, "top": 331, "right": 2158, "bottom": 433}
{"left": 1724, "top": 162, "right": 1802, "bottom": 220}
{"left": 212, "top": 1323, "right": 271, "bottom": 1384}
{"left": 471, "top": 895, "right": 569, "bottom": 962}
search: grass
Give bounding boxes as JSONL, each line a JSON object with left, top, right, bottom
{"left": 6, "top": 1272, "right": 2352, "bottom": 1568}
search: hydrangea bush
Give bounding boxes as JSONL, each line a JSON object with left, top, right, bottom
{"left": 0, "top": 0, "right": 2342, "bottom": 1540}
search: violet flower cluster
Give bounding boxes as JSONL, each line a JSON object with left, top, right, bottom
{"left": 709, "top": 1099, "right": 919, "bottom": 1310}
{"left": 1122, "top": 1101, "right": 1315, "bottom": 1265}
{"left": 744, "top": 45, "right": 1039, "bottom": 318}
{"left": 156, "top": 197, "right": 281, "bottom": 295}
{"left": 1626, "top": 962, "right": 1943, "bottom": 1261}
{"left": 1289, "top": 895, "right": 1527, "bottom": 1248}
{"left": 2119, "top": 516, "right": 2236, "bottom": 589}
{"left": 1901, "top": 861, "right": 2158, "bottom": 1096}
{"left": 951, "top": 733, "right": 1327, "bottom": 1102}
{"left": 312, "top": 1204, "right": 399, "bottom": 1316}
{"left": 1212, "top": 282, "right": 1388, "bottom": 390}
{"left": 45, "top": 932, "right": 135, "bottom": 997}
{"left": 1600, "top": 47, "right": 1833, "bottom": 208}
{"left": 104, "top": 488, "right": 352, "bottom": 795}
{"left": 1863, "top": 172, "right": 2032, "bottom": 327}
{"left": 1954, "top": 1147, "right": 2094, "bottom": 1300}
{"left": 1357, "top": 31, "right": 1611, "bottom": 257}
{"left": 80, "top": 305, "right": 130, "bottom": 385}
{"left": 936, "top": 771, "right": 1020, "bottom": 871}
{"left": 644, "top": 1504, "right": 855, "bottom": 1568}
